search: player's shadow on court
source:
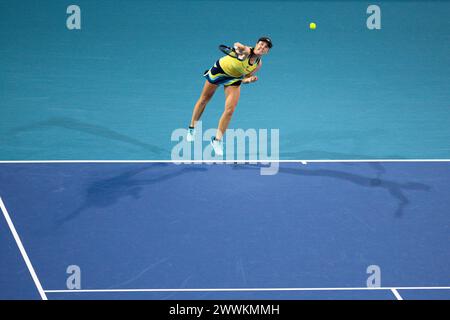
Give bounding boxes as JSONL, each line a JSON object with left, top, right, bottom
{"left": 280, "top": 129, "right": 404, "bottom": 159}
{"left": 9, "top": 117, "right": 168, "bottom": 156}
{"left": 280, "top": 150, "right": 404, "bottom": 160}
{"left": 55, "top": 163, "right": 208, "bottom": 226}
{"left": 232, "top": 163, "right": 431, "bottom": 217}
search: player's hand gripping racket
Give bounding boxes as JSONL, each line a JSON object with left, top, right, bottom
{"left": 219, "top": 44, "right": 247, "bottom": 61}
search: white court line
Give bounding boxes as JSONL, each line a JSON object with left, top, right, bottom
{"left": 0, "top": 197, "right": 48, "bottom": 300}
{"left": 0, "top": 159, "right": 450, "bottom": 164}
{"left": 391, "top": 288, "right": 403, "bottom": 300}
{"left": 44, "top": 286, "right": 450, "bottom": 294}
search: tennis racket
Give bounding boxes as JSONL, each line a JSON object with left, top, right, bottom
{"left": 219, "top": 44, "right": 247, "bottom": 61}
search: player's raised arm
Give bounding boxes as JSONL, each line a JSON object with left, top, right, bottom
{"left": 233, "top": 42, "right": 252, "bottom": 56}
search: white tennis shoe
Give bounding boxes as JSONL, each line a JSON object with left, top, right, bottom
{"left": 187, "top": 127, "right": 195, "bottom": 142}
{"left": 210, "top": 137, "right": 223, "bottom": 156}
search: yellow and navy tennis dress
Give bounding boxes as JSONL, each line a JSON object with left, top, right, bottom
{"left": 204, "top": 48, "right": 261, "bottom": 86}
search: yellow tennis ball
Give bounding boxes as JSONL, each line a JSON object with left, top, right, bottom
{"left": 310, "top": 22, "right": 316, "bottom": 30}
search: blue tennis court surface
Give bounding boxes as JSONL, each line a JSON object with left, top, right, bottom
{"left": 1, "top": 161, "right": 449, "bottom": 300}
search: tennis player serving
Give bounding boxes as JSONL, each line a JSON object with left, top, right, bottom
{"left": 187, "top": 36, "right": 273, "bottom": 156}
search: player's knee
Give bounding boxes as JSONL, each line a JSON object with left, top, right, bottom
{"left": 224, "top": 105, "right": 236, "bottom": 117}
{"left": 200, "top": 94, "right": 213, "bottom": 105}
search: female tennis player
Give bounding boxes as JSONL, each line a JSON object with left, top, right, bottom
{"left": 187, "top": 36, "right": 273, "bottom": 156}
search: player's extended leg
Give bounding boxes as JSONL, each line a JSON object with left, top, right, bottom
{"left": 210, "top": 84, "right": 240, "bottom": 155}
{"left": 189, "top": 80, "right": 218, "bottom": 128}
{"left": 216, "top": 84, "right": 240, "bottom": 140}
{"left": 187, "top": 81, "right": 218, "bottom": 142}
